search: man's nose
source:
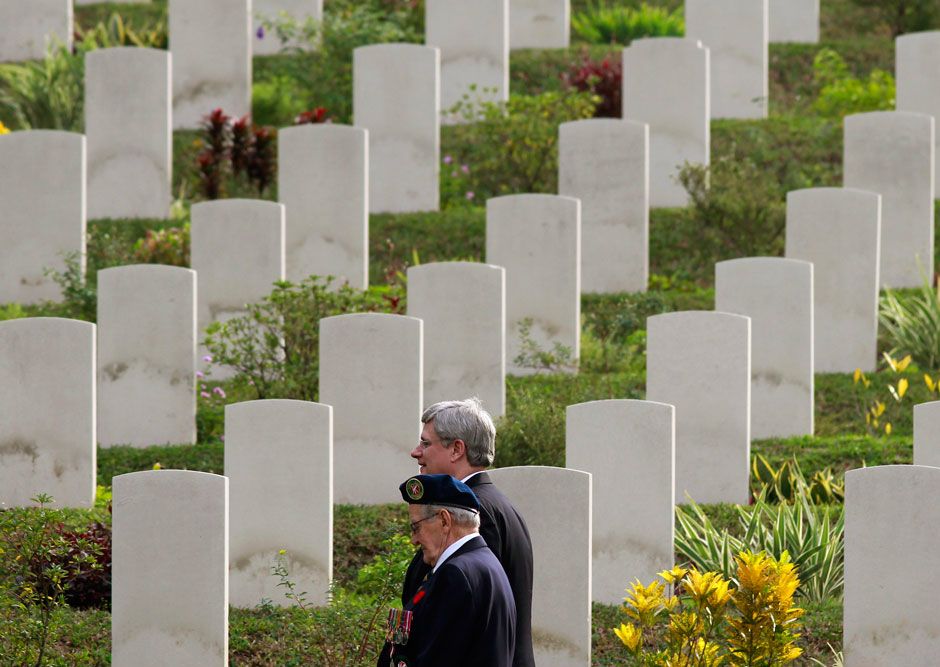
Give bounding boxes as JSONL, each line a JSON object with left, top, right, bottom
{"left": 409, "top": 445, "right": 422, "bottom": 459}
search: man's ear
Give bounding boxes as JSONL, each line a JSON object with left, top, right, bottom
{"left": 450, "top": 438, "right": 466, "bottom": 461}
{"left": 440, "top": 508, "right": 454, "bottom": 530}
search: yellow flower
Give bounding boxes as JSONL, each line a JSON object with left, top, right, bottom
{"left": 613, "top": 622, "right": 643, "bottom": 651}
{"left": 736, "top": 551, "right": 773, "bottom": 592}
{"left": 659, "top": 565, "right": 689, "bottom": 583}
{"left": 0, "top": 121, "right": 9, "bottom": 135}
{"left": 885, "top": 422, "right": 892, "bottom": 435}
{"left": 152, "top": 462, "right": 162, "bottom": 470}
{"left": 898, "top": 378, "right": 909, "bottom": 398}
{"left": 853, "top": 368, "right": 862, "bottom": 384}
{"left": 623, "top": 579, "right": 667, "bottom": 624}
{"left": 897, "top": 355, "right": 912, "bottom": 372}
{"left": 925, "top": 374, "right": 936, "bottom": 392}
{"left": 873, "top": 401, "right": 886, "bottom": 417}
{"left": 685, "top": 569, "right": 729, "bottom": 606}
{"left": 883, "top": 352, "right": 899, "bottom": 371}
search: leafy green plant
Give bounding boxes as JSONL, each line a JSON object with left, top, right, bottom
{"left": 44, "top": 252, "right": 96, "bottom": 322}
{"left": 74, "top": 12, "right": 168, "bottom": 49}
{"left": 203, "top": 275, "right": 405, "bottom": 401}
{"left": 512, "top": 318, "right": 577, "bottom": 374}
{"left": 849, "top": 0, "right": 938, "bottom": 37}
{"left": 812, "top": 48, "right": 895, "bottom": 119}
{"left": 675, "top": 496, "right": 844, "bottom": 603}
{"left": 0, "top": 42, "right": 85, "bottom": 131}
{"left": 750, "top": 455, "right": 845, "bottom": 505}
{"left": 132, "top": 223, "right": 190, "bottom": 267}
{"left": 880, "top": 278, "right": 940, "bottom": 369}
{"left": 354, "top": 534, "right": 414, "bottom": 598}
{"left": 562, "top": 51, "right": 622, "bottom": 118}
{"left": 851, "top": 353, "right": 914, "bottom": 436}
{"left": 572, "top": 2, "right": 684, "bottom": 44}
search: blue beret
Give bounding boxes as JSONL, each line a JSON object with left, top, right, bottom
{"left": 400, "top": 474, "right": 481, "bottom": 513}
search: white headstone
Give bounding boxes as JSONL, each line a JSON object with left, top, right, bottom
{"left": 785, "top": 188, "right": 881, "bottom": 373}
{"left": 97, "top": 265, "right": 196, "bottom": 448}
{"left": 353, "top": 44, "right": 440, "bottom": 214}
{"left": 566, "top": 400, "right": 674, "bottom": 605}
{"left": 486, "top": 194, "right": 581, "bottom": 375}
{"left": 0, "top": 0, "right": 72, "bottom": 62}
{"left": 843, "top": 111, "right": 935, "bottom": 288}
{"left": 112, "top": 470, "right": 228, "bottom": 667}
{"left": 407, "top": 262, "right": 506, "bottom": 417}
{"left": 253, "top": 0, "right": 322, "bottom": 56}
{"left": 191, "top": 199, "right": 286, "bottom": 378}
{"left": 510, "top": 0, "right": 569, "bottom": 49}
{"left": 715, "top": 258, "right": 814, "bottom": 439}
{"left": 0, "top": 318, "right": 95, "bottom": 509}
{"left": 685, "top": 0, "right": 768, "bottom": 119}
{"left": 170, "top": 0, "right": 251, "bottom": 129}
{"left": 622, "top": 38, "right": 710, "bottom": 207}
{"left": 278, "top": 125, "right": 368, "bottom": 287}
{"left": 845, "top": 465, "right": 940, "bottom": 664}
{"left": 559, "top": 118, "right": 649, "bottom": 293}
{"left": 226, "top": 400, "right": 332, "bottom": 608}
{"left": 896, "top": 31, "right": 940, "bottom": 196}
{"left": 426, "top": 0, "right": 508, "bottom": 117}
{"left": 914, "top": 401, "right": 940, "bottom": 468}
{"left": 319, "top": 313, "right": 422, "bottom": 504}
{"left": 647, "top": 311, "right": 751, "bottom": 504}
{"left": 0, "top": 130, "right": 85, "bottom": 305}
{"left": 85, "top": 47, "right": 172, "bottom": 220}
{"left": 488, "top": 466, "right": 590, "bottom": 667}
{"left": 769, "top": 0, "right": 819, "bottom": 43}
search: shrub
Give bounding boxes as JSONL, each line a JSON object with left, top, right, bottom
{"left": 879, "top": 278, "right": 940, "bottom": 369}
{"left": 439, "top": 154, "right": 477, "bottom": 209}
{"left": 203, "top": 276, "right": 405, "bottom": 401}
{"left": 0, "top": 42, "right": 85, "bottom": 131}
{"left": 572, "top": 2, "right": 684, "bottom": 44}
{"left": 750, "top": 454, "right": 845, "bottom": 504}
{"left": 851, "top": 353, "right": 916, "bottom": 436}
{"left": 74, "top": 12, "right": 168, "bottom": 49}
{"left": 849, "top": 0, "right": 939, "bottom": 37}
{"left": 132, "top": 224, "right": 190, "bottom": 267}
{"left": 194, "top": 109, "right": 278, "bottom": 199}
{"left": 812, "top": 48, "right": 895, "bottom": 119}
{"left": 562, "top": 51, "right": 621, "bottom": 118}
{"left": 44, "top": 252, "right": 97, "bottom": 322}
{"left": 56, "top": 523, "right": 112, "bottom": 611}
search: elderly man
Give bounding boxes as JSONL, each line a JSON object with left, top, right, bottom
{"left": 402, "top": 398, "right": 535, "bottom": 667}
{"left": 380, "top": 474, "right": 516, "bottom": 667}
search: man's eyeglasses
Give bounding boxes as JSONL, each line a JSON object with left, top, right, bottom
{"left": 418, "top": 437, "right": 452, "bottom": 449}
{"left": 409, "top": 512, "right": 441, "bottom": 534}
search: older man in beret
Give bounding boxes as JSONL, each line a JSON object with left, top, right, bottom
{"left": 379, "top": 474, "right": 516, "bottom": 667}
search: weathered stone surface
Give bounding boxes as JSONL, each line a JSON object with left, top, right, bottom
{"left": 559, "top": 118, "right": 648, "bottom": 293}
{"left": 226, "top": 400, "right": 332, "bottom": 608}
{"left": 486, "top": 194, "right": 581, "bottom": 375}
{"left": 785, "top": 188, "right": 881, "bottom": 373}
{"left": 769, "top": 0, "right": 818, "bottom": 43}
{"left": 566, "top": 400, "right": 674, "bottom": 605}
{"left": 407, "top": 262, "right": 506, "bottom": 416}
{"left": 844, "top": 111, "right": 935, "bottom": 288}
{"left": 0, "top": 0, "right": 72, "bottom": 62}
{"left": 169, "top": 0, "right": 251, "bottom": 128}
{"left": 510, "top": 0, "right": 569, "bottom": 49}
{"left": 0, "top": 130, "right": 85, "bottom": 304}
{"left": 647, "top": 311, "right": 751, "bottom": 504}
{"left": 622, "top": 38, "right": 709, "bottom": 207}
{"left": 97, "top": 265, "right": 196, "bottom": 447}
{"left": 278, "top": 124, "right": 368, "bottom": 287}
{"left": 896, "top": 31, "right": 940, "bottom": 196}
{"left": 488, "top": 466, "right": 590, "bottom": 667}
{"left": 354, "top": 44, "right": 439, "bottom": 213}
{"left": 319, "top": 313, "right": 423, "bottom": 504}
{"left": 845, "top": 465, "right": 940, "bottom": 665}
{"left": 913, "top": 401, "right": 940, "bottom": 467}
{"left": 715, "top": 258, "right": 813, "bottom": 439}
{"left": 252, "top": 0, "right": 322, "bottom": 56}
{"left": 0, "top": 318, "right": 95, "bottom": 509}
{"left": 85, "top": 47, "right": 171, "bottom": 220}
{"left": 685, "top": 0, "right": 768, "bottom": 119}
{"left": 112, "top": 470, "right": 228, "bottom": 667}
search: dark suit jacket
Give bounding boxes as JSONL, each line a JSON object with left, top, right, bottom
{"left": 380, "top": 535, "right": 516, "bottom": 667}
{"left": 400, "top": 472, "right": 535, "bottom": 667}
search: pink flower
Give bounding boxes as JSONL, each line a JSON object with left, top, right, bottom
{"left": 213, "top": 386, "right": 227, "bottom": 399}
{"left": 200, "top": 391, "right": 210, "bottom": 399}
{"left": 203, "top": 355, "right": 213, "bottom": 363}
{"left": 443, "top": 155, "right": 453, "bottom": 165}
{"left": 465, "top": 191, "right": 475, "bottom": 200}
{"left": 461, "top": 164, "right": 470, "bottom": 174}
{"left": 196, "top": 371, "right": 204, "bottom": 379}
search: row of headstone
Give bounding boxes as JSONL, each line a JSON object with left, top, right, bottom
{"left": 0, "top": 0, "right": 72, "bottom": 63}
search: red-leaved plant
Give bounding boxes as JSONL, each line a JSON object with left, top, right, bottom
{"left": 563, "top": 52, "right": 622, "bottom": 118}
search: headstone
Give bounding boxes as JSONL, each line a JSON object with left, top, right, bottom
{"left": 647, "top": 311, "right": 751, "bottom": 504}
{"left": 715, "top": 258, "right": 814, "bottom": 439}
{"left": 488, "top": 466, "right": 591, "bottom": 667}
{"left": 353, "top": 44, "right": 440, "bottom": 214}
{"left": 510, "top": 0, "right": 569, "bottom": 49}
{"left": 407, "top": 262, "right": 506, "bottom": 417}
{"left": 685, "top": 0, "right": 768, "bottom": 119}
{"left": 843, "top": 111, "right": 935, "bottom": 288}
{"left": 566, "top": 400, "right": 674, "bottom": 605}
{"left": 785, "top": 188, "right": 881, "bottom": 373}
{"left": 558, "top": 118, "right": 649, "bottom": 293}
{"left": 0, "top": 0, "right": 72, "bottom": 62}
{"left": 485, "top": 194, "right": 581, "bottom": 375}
{"left": 169, "top": 0, "right": 251, "bottom": 129}
{"left": 112, "top": 470, "right": 228, "bottom": 666}
{"left": 85, "top": 47, "right": 172, "bottom": 220}
{"left": 426, "top": 0, "right": 508, "bottom": 117}
{"left": 191, "top": 199, "right": 286, "bottom": 378}
{"left": 896, "top": 31, "right": 940, "bottom": 195}
{"left": 226, "top": 400, "right": 332, "bottom": 608}
{"left": 0, "top": 130, "right": 85, "bottom": 305}
{"left": 769, "top": 0, "right": 819, "bottom": 43}
{"left": 253, "top": 0, "right": 322, "bottom": 56}
{"left": 97, "top": 265, "right": 196, "bottom": 448}
{"left": 622, "top": 38, "right": 709, "bottom": 207}
{"left": 278, "top": 125, "right": 368, "bottom": 287}
{"left": 319, "top": 313, "right": 423, "bottom": 504}
{"left": 845, "top": 465, "right": 940, "bottom": 664}
{"left": 0, "top": 318, "right": 95, "bottom": 509}
{"left": 913, "top": 401, "right": 940, "bottom": 468}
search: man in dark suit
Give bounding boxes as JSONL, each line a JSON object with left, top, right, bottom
{"left": 401, "top": 398, "right": 535, "bottom": 667}
{"left": 380, "top": 474, "right": 516, "bottom": 667}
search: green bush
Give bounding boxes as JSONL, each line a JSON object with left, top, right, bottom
{"left": 880, "top": 280, "right": 940, "bottom": 370}
{"left": 572, "top": 2, "right": 684, "bottom": 44}
{"left": 812, "top": 48, "right": 895, "bottom": 118}
{"left": 849, "top": 0, "right": 939, "bottom": 37}
{"left": 0, "top": 43, "right": 85, "bottom": 131}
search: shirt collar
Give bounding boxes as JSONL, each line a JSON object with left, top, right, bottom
{"left": 433, "top": 533, "right": 478, "bottom": 573}
{"left": 460, "top": 470, "right": 485, "bottom": 484}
